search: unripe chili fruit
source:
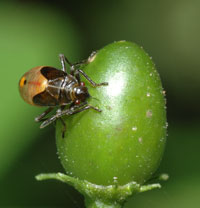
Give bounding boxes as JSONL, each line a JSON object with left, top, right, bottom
{"left": 56, "top": 41, "right": 167, "bottom": 186}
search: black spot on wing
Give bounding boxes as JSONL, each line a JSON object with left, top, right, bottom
{"left": 33, "top": 90, "right": 59, "bottom": 106}
{"left": 41, "top": 67, "right": 67, "bottom": 80}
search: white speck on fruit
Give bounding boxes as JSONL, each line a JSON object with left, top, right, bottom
{"left": 138, "top": 137, "right": 143, "bottom": 143}
{"left": 132, "top": 126, "right": 137, "bottom": 131}
{"left": 163, "top": 122, "right": 168, "bottom": 129}
{"left": 146, "top": 92, "right": 151, "bottom": 97}
{"left": 150, "top": 73, "right": 153, "bottom": 76}
{"left": 113, "top": 176, "right": 118, "bottom": 184}
{"left": 146, "top": 110, "right": 153, "bottom": 118}
{"left": 160, "top": 137, "right": 165, "bottom": 142}
{"left": 162, "top": 90, "right": 166, "bottom": 95}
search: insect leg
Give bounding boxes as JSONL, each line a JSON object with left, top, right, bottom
{"left": 40, "top": 114, "right": 58, "bottom": 128}
{"left": 60, "top": 52, "right": 98, "bottom": 79}
{"left": 35, "top": 107, "right": 54, "bottom": 122}
{"left": 57, "top": 105, "right": 102, "bottom": 122}
{"left": 59, "top": 117, "right": 66, "bottom": 138}
{"left": 58, "top": 105, "right": 67, "bottom": 138}
{"left": 59, "top": 54, "right": 79, "bottom": 77}
{"left": 77, "top": 69, "right": 108, "bottom": 87}
{"left": 40, "top": 103, "right": 101, "bottom": 129}
{"left": 72, "top": 51, "right": 97, "bottom": 67}
{"left": 73, "top": 69, "right": 81, "bottom": 83}
{"left": 59, "top": 54, "right": 70, "bottom": 73}
{"left": 70, "top": 52, "right": 98, "bottom": 83}
{"left": 60, "top": 54, "right": 73, "bottom": 66}
{"left": 39, "top": 102, "right": 87, "bottom": 128}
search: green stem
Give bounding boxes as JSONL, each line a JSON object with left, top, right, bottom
{"left": 85, "top": 198, "right": 122, "bottom": 208}
{"left": 36, "top": 172, "right": 166, "bottom": 208}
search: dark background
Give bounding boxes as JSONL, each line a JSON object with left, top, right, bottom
{"left": 0, "top": 0, "right": 200, "bottom": 207}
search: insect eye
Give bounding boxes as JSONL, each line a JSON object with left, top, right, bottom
{"left": 20, "top": 77, "right": 27, "bottom": 87}
{"left": 75, "top": 100, "right": 80, "bottom": 105}
{"left": 80, "top": 82, "right": 85, "bottom": 86}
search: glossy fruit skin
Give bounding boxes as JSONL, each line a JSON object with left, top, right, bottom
{"left": 56, "top": 41, "right": 167, "bottom": 186}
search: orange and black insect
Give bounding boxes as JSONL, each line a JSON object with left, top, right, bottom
{"left": 19, "top": 54, "right": 108, "bottom": 137}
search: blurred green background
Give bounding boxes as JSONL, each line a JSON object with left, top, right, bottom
{"left": 0, "top": 0, "right": 199, "bottom": 207}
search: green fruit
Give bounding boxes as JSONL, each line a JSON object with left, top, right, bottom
{"left": 56, "top": 41, "right": 167, "bottom": 186}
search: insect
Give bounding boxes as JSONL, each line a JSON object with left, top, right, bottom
{"left": 19, "top": 53, "right": 108, "bottom": 137}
